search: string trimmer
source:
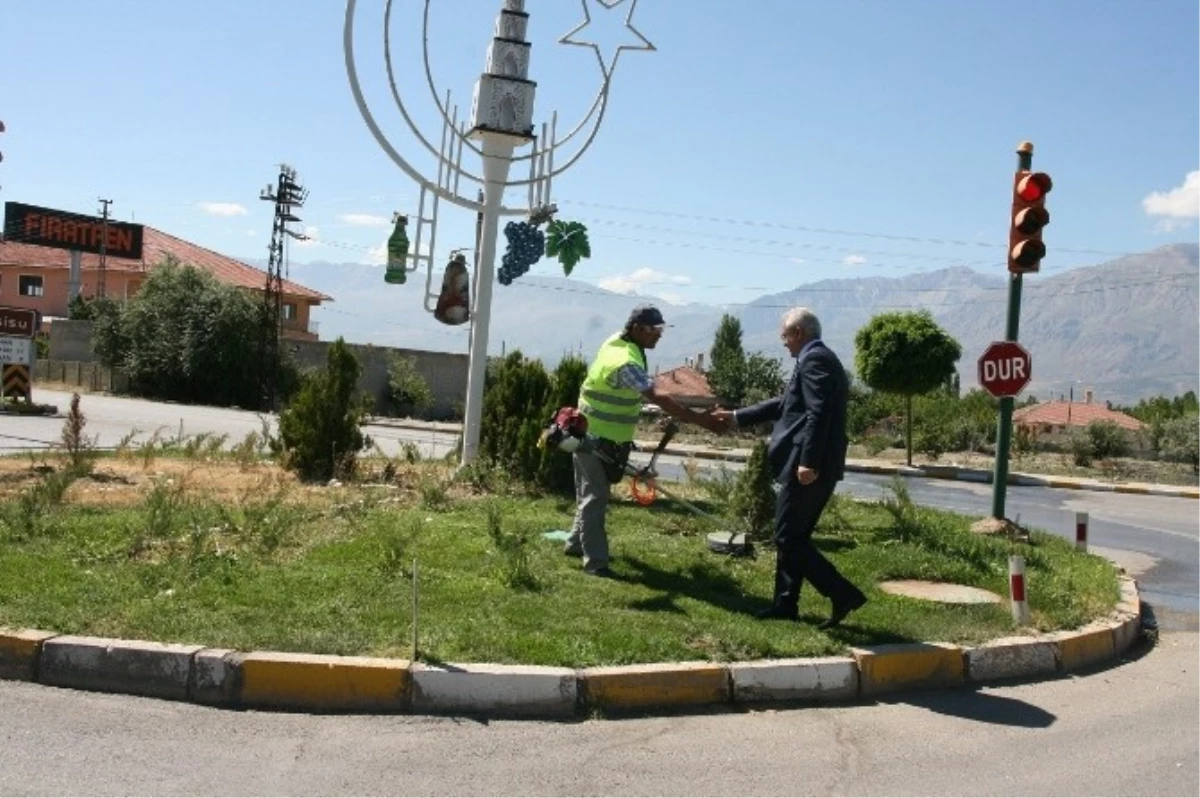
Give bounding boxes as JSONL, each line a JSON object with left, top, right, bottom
{"left": 539, "top": 408, "right": 752, "bottom": 555}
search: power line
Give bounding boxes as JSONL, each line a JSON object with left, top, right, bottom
{"left": 557, "top": 198, "right": 1137, "bottom": 258}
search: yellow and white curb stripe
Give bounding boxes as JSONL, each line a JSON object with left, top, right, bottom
{"left": 0, "top": 577, "right": 1147, "bottom": 717}
{"left": 238, "top": 651, "right": 411, "bottom": 712}
{"left": 579, "top": 661, "right": 729, "bottom": 711}
{"left": 0, "top": 629, "right": 56, "bottom": 681}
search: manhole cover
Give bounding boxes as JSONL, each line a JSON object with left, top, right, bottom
{"left": 878, "top": 580, "right": 1004, "bottom": 605}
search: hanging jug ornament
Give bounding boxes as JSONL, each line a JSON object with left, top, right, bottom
{"left": 434, "top": 251, "right": 471, "bottom": 326}
{"left": 384, "top": 215, "right": 410, "bottom": 285}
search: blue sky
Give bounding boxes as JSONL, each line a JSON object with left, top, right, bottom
{"left": 2, "top": 0, "right": 1197, "bottom": 314}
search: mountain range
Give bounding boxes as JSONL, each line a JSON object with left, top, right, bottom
{"left": 277, "top": 243, "right": 1198, "bottom": 405}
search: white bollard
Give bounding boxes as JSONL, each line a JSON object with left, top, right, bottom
{"left": 1075, "top": 511, "right": 1089, "bottom": 553}
{"left": 1009, "top": 554, "right": 1031, "bottom": 626}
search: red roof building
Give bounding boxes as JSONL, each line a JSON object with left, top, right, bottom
{"left": 1012, "top": 400, "right": 1145, "bottom": 432}
{"left": 0, "top": 227, "right": 330, "bottom": 341}
{"left": 652, "top": 365, "right": 718, "bottom": 410}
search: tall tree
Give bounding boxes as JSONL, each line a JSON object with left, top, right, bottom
{"left": 92, "top": 257, "right": 281, "bottom": 409}
{"left": 707, "top": 314, "right": 746, "bottom": 405}
{"left": 854, "top": 311, "right": 962, "bottom": 465}
{"left": 742, "top": 352, "right": 786, "bottom": 405}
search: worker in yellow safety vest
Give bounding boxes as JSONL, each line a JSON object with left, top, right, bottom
{"left": 566, "top": 304, "right": 727, "bottom": 577}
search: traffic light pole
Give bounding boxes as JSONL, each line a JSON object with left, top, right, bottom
{"left": 990, "top": 144, "right": 1034, "bottom": 519}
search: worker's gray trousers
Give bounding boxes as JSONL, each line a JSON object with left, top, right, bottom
{"left": 567, "top": 448, "right": 611, "bottom": 570}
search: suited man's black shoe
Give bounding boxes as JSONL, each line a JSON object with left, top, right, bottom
{"left": 755, "top": 606, "right": 799, "bottom": 621}
{"left": 818, "top": 593, "right": 867, "bottom": 630}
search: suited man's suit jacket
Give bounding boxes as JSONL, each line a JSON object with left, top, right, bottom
{"left": 735, "top": 340, "right": 849, "bottom": 484}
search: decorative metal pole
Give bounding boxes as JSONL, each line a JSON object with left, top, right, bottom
{"left": 344, "top": 0, "right": 655, "bottom": 466}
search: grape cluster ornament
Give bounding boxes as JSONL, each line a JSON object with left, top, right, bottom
{"left": 498, "top": 221, "right": 546, "bottom": 285}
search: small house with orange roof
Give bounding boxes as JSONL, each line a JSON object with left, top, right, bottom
{"left": 1013, "top": 392, "right": 1147, "bottom": 452}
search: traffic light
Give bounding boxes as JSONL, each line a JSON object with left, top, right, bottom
{"left": 1008, "top": 170, "right": 1052, "bottom": 273}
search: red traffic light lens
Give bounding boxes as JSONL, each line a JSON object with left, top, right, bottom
{"left": 1016, "top": 172, "right": 1052, "bottom": 203}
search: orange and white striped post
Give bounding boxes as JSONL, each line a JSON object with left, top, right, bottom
{"left": 1009, "top": 554, "right": 1031, "bottom": 625}
{"left": 1075, "top": 511, "right": 1089, "bottom": 553}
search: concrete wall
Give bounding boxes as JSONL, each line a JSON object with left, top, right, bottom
{"left": 47, "top": 321, "right": 468, "bottom": 420}
{"left": 46, "top": 320, "right": 96, "bottom": 362}
{"left": 290, "top": 339, "right": 467, "bottom": 420}
{"left": 34, "top": 359, "right": 129, "bottom": 394}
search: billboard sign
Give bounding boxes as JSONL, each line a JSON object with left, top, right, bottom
{"left": 3, "top": 201, "right": 144, "bottom": 260}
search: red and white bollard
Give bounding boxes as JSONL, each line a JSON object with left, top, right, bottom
{"left": 1075, "top": 511, "right": 1089, "bottom": 553}
{"left": 1009, "top": 555, "right": 1031, "bottom": 626}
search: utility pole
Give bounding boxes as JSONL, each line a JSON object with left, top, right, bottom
{"left": 97, "top": 198, "right": 112, "bottom": 298}
{"left": 258, "top": 164, "right": 308, "bottom": 410}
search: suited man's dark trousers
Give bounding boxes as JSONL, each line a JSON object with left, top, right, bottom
{"left": 771, "top": 477, "right": 862, "bottom": 613}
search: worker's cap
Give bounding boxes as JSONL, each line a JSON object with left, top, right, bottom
{"left": 627, "top": 303, "right": 666, "bottom": 327}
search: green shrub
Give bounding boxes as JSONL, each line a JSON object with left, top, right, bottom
{"left": 479, "top": 352, "right": 586, "bottom": 494}
{"left": 1159, "top": 414, "right": 1199, "bottom": 472}
{"left": 1086, "top": 420, "right": 1130, "bottom": 460}
{"left": 728, "top": 440, "right": 775, "bottom": 538}
{"left": 273, "top": 338, "right": 370, "bottom": 482}
{"left": 384, "top": 354, "right": 434, "bottom": 418}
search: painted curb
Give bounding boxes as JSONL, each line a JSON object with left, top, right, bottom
{"left": 965, "top": 636, "right": 1058, "bottom": 682}
{"left": 1052, "top": 622, "right": 1117, "bottom": 672}
{"left": 0, "top": 629, "right": 57, "bottom": 681}
{"left": 580, "top": 661, "right": 729, "bottom": 711}
{"left": 39, "top": 636, "right": 203, "bottom": 701}
{"left": 412, "top": 662, "right": 576, "bottom": 718}
{"left": 0, "top": 580, "right": 1148, "bottom": 717}
{"left": 238, "top": 651, "right": 411, "bottom": 712}
{"left": 190, "top": 648, "right": 240, "bottom": 706}
{"left": 730, "top": 656, "right": 858, "bottom": 703}
{"left": 851, "top": 642, "right": 965, "bottom": 695}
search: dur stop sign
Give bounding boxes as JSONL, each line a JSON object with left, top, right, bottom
{"left": 978, "top": 341, "right": 1032, "bottom": 399}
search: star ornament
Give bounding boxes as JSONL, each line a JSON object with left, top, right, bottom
{"left": 559, "top": 0, "right": 656, "bottom": 81}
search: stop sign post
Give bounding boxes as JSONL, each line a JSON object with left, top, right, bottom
{"left": 989, "top": 140, "right": 1049, "bottom": 523}
{"left": 978, "top": 341, "right": 1032, "bottom": 398}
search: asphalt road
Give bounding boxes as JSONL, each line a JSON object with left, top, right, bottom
{"left": 0, "top": 634, "right": 1195, "bottom": 796}
{"left": 0, "top": 389, "right": 460, "bottom": 460}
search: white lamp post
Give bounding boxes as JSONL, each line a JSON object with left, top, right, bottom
{"left": 344, "top": 0, "right": 654, "bottom": 466}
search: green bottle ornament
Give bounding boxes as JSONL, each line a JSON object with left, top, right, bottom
{"left": 384, "top": 215, "right": 410, "bottom": 285}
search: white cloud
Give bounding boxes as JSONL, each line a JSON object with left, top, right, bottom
{"left": 1143, "top": 170, "right": 1200, "bottom": 231}
{"left": 789, "top": 257, "right": 807, "bottom": 265}
{"left": 843, "top": 255, "right": 868, "bottom": 267}
{"left": 339, "top": 213, "right": 391, "bottom": 227}
{"left": 245, "top": 230, "right": 257, "bottom": 237}
{"left": 598, "top": 267, "right": 692, "bottom": 295}
{"left": 198, "top": 202, "right": 248, "bottom": 217}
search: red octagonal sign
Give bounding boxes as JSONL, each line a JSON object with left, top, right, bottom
{"left": 978, "top": 341, "right": 1032, "bottom": 399}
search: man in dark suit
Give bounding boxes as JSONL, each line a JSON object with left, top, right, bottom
{"left": 712, "top": 307, "right": 867, "bottom": 628}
